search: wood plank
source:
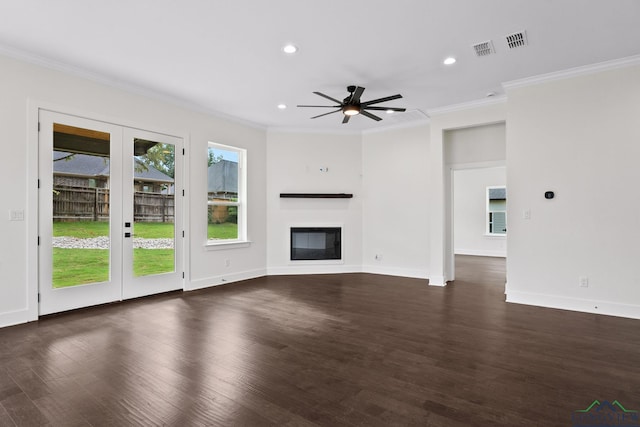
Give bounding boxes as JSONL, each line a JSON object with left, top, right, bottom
{"left": 0, "top": 256, "right": 638, "bottom": 425}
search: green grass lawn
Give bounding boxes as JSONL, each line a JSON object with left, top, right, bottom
{"left": 53, "top": 248, "right": 110, "bottom": 287}
{"left": 51, "top": 220, "right": 239, "bottom": 288}
{"left": 133, "top": 249, "right": 175, "bottom": 277}
{"left": 54, "top": 220, "right": 237, "bottom": 240}
{"left": 52, "top": 221, "right": 176, "bottom": 288}
{"left": 53, "top": 221, "right": 175, "bottom": 239}
{"left": 208, "top": 222, "right": 238, "bottom": 240}
{"left": 53, "top": 248, "right": 175, "bottom": 287}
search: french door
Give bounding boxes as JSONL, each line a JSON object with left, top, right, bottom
{"left": 38, "top": 111, "right": 183, "bottom": 315}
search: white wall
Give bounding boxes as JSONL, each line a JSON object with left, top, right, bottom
{"left": 453, "top": 167, "right": 507, "bottom": 257}
{"left": 428, "top": 100, "right": 508, "bottom": 285}
{"left": 3, "top": 50, "right": 639, "bottom": 327}
{"left": 0, "top": 53, "right": 267, "bottom": 327}
{"left": 266, "top": 130, "right": 363, "bottom": 274}
{"left": 505, "top": 61, "right": 640, "bottom": 319}
{"left": 361, "top": 124, "right": 431, "bottom": 278}
{"left": 445, "top": 122, "right": 506, "bottom": 165}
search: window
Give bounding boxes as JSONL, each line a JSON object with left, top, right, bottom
{"left": 207, "top": 142, "right": 246, "bottom": 244}
{"left": 487, "top": 186, "right": 507, "bottom": 235}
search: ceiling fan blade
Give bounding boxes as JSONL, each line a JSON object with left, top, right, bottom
{"left": 350, "top": 86, "right": 365, "bottom": 104}
{"left": 313, "top": 91, "right": 343, "bottom": 105}
{"left": 297, "top": 104, "right": 341, "bottom": 108}
{"left": 364, "top": 106, "right": 407, "bottom": 112}
{"left": 342, "top": 115, "right": 351, "bottom": 124}
{"left": 361, "top": 94, "right": 403, "bottom": 106}
{"left": 360, "top": 110, "right": 382, "bottom": 121}
{"left": 311, "top": 109, "right": 342, "bottom": 119}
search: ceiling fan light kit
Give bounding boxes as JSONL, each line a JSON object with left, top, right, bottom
{"left": 343, "top": 105, "right": 360, "bottom": 116}
{"left": 297, "top": 85, "right": 406, "bottom": 124}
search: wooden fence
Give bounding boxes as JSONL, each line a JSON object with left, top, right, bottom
{"left": 53, "top": 186, "right": 174, "bottom": 222}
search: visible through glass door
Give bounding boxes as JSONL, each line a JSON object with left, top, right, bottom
{"left": 121, "top": 128, "right": 183, "bottom": 300}
{"left": 38, "top": 111, "right": 183, "bottom": 315}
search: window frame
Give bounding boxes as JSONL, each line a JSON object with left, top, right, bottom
{"left": 486, "top": 186, "right": 507, "bottom": 236}
{"left": 206, "top": 142, "right": 247, "bottom": 246}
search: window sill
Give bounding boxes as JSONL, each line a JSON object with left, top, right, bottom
{"left": 484, "top": 234, "right": 507, "bottom": 238}
{"left": 205, "top": 240, "right": 252, "bottom": 251}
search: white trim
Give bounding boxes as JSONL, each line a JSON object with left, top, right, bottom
{"left": 427, "top": 96, "right": 507, "bottom": 117}
{"left": 428, "top": 275, "right": 447, "bottom": 287}
{"left": 267, "top": 127, "right": 362, "bottom": 136}
{"left": 26, "top": 100, "right": 40, "bottom": 323}
{"left": 0, "top": 44, "right": 266, "bottom": 132}
{"left": 187, "top": 268, "right": 266, "bottom": 291}
{"left": 447, "top": 160, "right": 506, "bottom": 170}
{"left": 31, "top": 102, "right": 190, "bottom": 316}
{"left": 454, "top": 249, "right": 506, "bottom": 258}
{"left": 361, "top": 265, "right": 429, "bottom": 279}
{"left": 268, "top": 264, "right": 361, "bottom": 276}
{"left": 204, "top": 240, "right": 252, "bottom": 251}
{"left": 503, "top": 54, "right": 640, "bottom": 90}
{"left": 361, "top": 114, "right": 431, "bottom": 135}
{"left": 506, "top": 290, "right": 640, "bottom": 320}
{"left": 0, "top": 309, "right": 34, "bottom": 329}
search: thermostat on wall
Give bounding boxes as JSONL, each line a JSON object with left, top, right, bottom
{"left": 544, "top": 191, "right": 555, "bottom": 199}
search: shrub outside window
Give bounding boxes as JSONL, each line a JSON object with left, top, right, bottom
{"left": 207, "top": 143, "right": 246, "bottom": 244}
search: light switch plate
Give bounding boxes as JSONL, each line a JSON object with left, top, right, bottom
{"left": 10, "top": 210, "right": 24, "bottom": 221}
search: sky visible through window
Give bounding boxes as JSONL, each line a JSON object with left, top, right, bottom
{"left": 210, "top": 148, "right": 238, "bottom": 163}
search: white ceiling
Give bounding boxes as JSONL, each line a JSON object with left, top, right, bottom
{"left": 1, "top": 0, "right": 639, "bottom": 131}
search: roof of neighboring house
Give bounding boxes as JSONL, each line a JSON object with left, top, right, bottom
{"left": 489, "top": 188, "right": 506, "bottom": 200}
{"left": 208, "top": 159, "right": 238, "bottom": 194}
{"left": 53, "top": 151, "right": 174, "bottom": 183}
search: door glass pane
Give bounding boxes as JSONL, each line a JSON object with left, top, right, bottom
{"left": 52, "top": 124, "right": 110, "bottom": 288}
{"left": 133, "top": 139, "right": 175, "bottom": 277}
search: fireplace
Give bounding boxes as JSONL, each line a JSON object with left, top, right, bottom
{"left": 290, "top": 227, "right": 341, "bottom": 261}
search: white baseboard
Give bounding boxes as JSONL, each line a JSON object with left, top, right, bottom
{"left": 267, "top": 264, "right": 361, "bottom": 276}
{"left": 186, "top": 268, "right": 267, "bottom": 291}
{"left": 506, "top": 290, "right": 640, "bottom": 320}
{"left": 455, "top": 249, "right": 507, "bottom": 258}
{"left": 0, "top": 308, "right": 35, "bottom": 329}
{"left": 361, "top": 265, "right": 428, "bottom": 280}
{"left": 428, "top": 275, "right": 447, "bottom": 287}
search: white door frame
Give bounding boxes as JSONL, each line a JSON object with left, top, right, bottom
{"left": 37, "top": 108, "right": 185, "bottom": 315}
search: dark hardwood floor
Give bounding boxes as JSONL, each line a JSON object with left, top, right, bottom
{"left": 1, "top": 255, "right": 639, "bottom": 426}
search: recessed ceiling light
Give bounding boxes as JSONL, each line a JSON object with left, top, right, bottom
{"left": 277, "top": 104, "right": 287, "bottom": 110}
{"left": 443, "top": 57, "right": 456, "bottom": 65}
{"left": 282, "top": 44, "right": 298, "bottom": 54}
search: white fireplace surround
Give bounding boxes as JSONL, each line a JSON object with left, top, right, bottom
{"left": 288, "top": 224, "right": 345, "bottom": 266}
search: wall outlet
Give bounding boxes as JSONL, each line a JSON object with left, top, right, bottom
{"left": 579, "top": 276, "right": 589, "bottom": 288}
{"left": 523, "top": 209, "right": 531, "bottom": 220}
{"left": 374, "top": 254, "right": 383, "bottom": 261}
{"left": 225, "top": 259, "right": 231, "bottom": 267}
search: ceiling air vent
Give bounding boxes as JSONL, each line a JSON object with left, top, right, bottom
{"left": 472, "top": 40, "right": 495, "bottom": 57}
{"left": 506, "top": 31, "right": 528, "bottom": 49}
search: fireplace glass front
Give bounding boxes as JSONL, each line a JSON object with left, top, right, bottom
{"left": 290, "top": 227, "right": 341, "bottom": 261}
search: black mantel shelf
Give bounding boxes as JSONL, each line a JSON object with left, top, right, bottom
{"left": 280, "top": 193, "right": 353, "bottom": 199}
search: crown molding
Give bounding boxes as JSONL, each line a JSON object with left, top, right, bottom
{"left": 426, "top": 95, "right": 507, "bottom": 117}
{"left": 268, "top": 113, "right": 430, "bottom": 135}
{"left": 361, "top": 116, "right": 430, "bottom": 135}
{"left": 266, "top": 126, "right": 362, "bottom": 136}
{"left": 503, "top": 54, "right": 640, "bottom": 90}
{"left": 0, "top": 43, "right": 267, "bottom": 132}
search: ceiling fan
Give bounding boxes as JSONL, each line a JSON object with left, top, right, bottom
{"left": 297, "top": 85, "right": 406, "bottom": 124}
